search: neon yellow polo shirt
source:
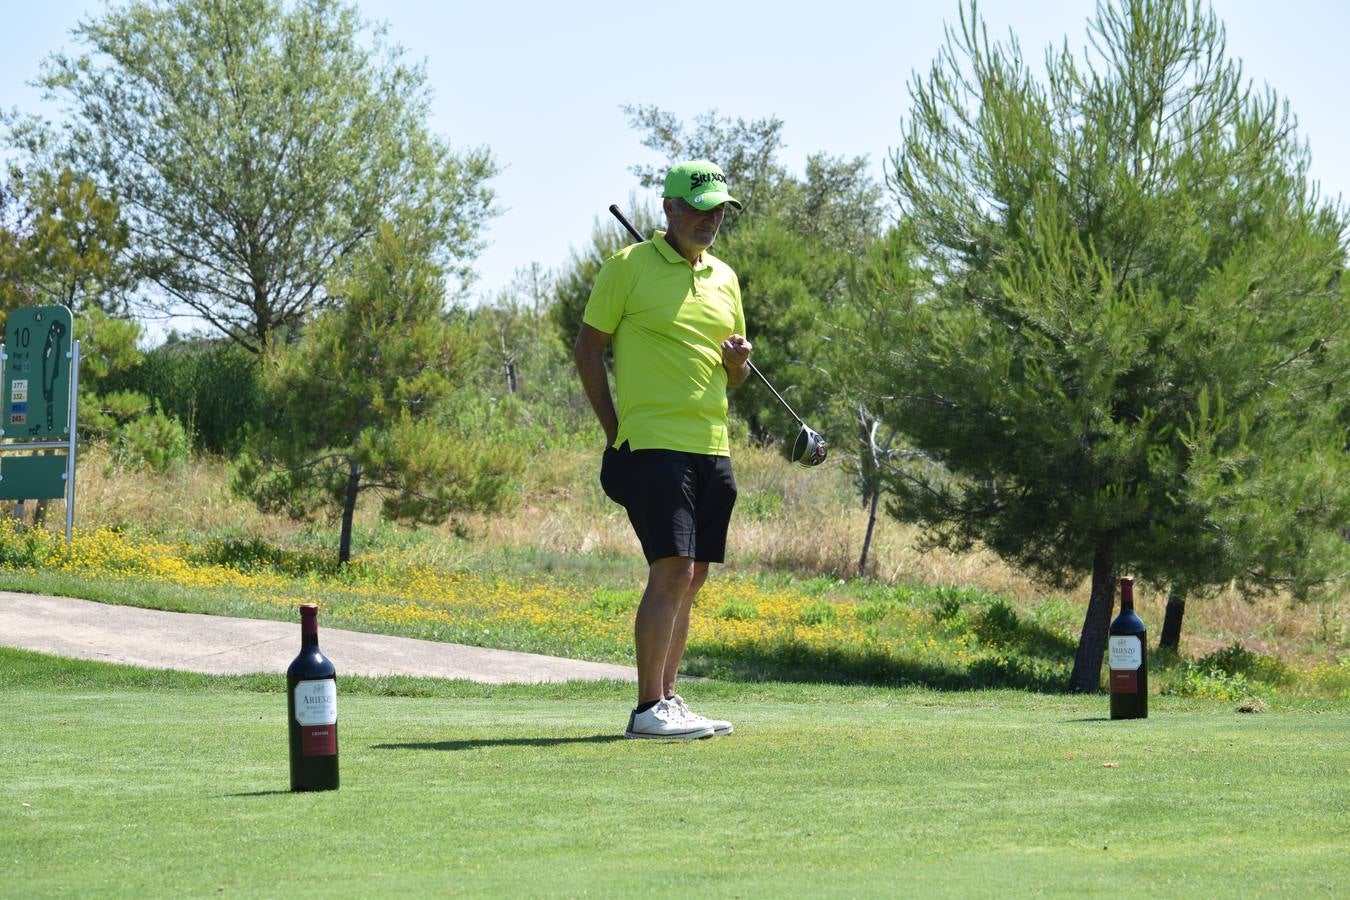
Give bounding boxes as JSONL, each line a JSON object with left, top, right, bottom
{"left": 583, "top": 231, "right": 745, "bottom": 455}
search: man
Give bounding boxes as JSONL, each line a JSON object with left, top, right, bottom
{"left": 574, "top": 160, "right": 749, "bottom": 740}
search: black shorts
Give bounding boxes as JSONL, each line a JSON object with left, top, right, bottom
{"left": 599, "top": 442, "right": 737, "bottom": 565}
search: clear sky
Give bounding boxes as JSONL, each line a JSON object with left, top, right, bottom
{"left": 3, "top": 0, "right": 1347, "bottom": 314}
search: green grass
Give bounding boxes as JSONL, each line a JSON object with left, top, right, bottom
{"left": 2, "top": 649, "right": 1347, "bottom": 898}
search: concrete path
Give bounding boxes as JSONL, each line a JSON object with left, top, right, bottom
{"left": 0, "top": 591, "right": 637, "bottom": 684}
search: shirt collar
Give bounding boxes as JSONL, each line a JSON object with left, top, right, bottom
{"left": 653, "top": 230, "right": 710, "bottom": 271}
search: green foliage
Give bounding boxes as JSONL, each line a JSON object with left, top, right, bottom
{"left": 188, "top": 536, "right": 343, "bottom": 579}
{"left": 231, "top": 223, "right": 523, "bottom": 562}
{"left": 110, "top": 401, "right": 190, "bottom": 472}
{"left": 1193, "top": 642, "right": 1294, "bottom": 686}
{"left": 1162, "top": 664, "right": 1262, "bottom": 701}
{"left": 971, "top": 599, "right": 1020, "bottom": 647}
{"left": 460, "top": 264, "right": 599, "bottom": 453}
{"left": 737, "top": 489, "right": 783, "bottom": 523}
{"left": 0, "top": 167, "right": 130, "bottom": 314}
{"left": 108, "top": 337, "right": 266, "bottom": 454}
{"left": 798, "top": 600, "right": 838, "bottom": 627}
{"left": 0, "top": 163, "right": 196, "bottom": 471}
{"left": 870, "top": 0, "right": 1350, "bottom": 687}
{"left": 12, "top": 0, "right": 496, "bottom": 351}
{"left": 584, "top": 589, "right": 638, "bottom": 618}
{"left": 715, "top": 597, "right": 759, "bottom": 621}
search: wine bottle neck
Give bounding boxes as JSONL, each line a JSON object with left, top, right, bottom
{"left": 301, "top": 610, "right": 319, "bottom": 647}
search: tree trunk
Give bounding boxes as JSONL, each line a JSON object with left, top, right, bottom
{"left": 1159, "top": 589, "right": 1186, "bottom": 650}
{"left": 1068, "top": 542, "right": 1117, "bottom": 693}
{"left": 338, "top": 456, "right": 361, "bottom": 565}
{"left": 858, "top": 478, "right": 880, "bottom": 579}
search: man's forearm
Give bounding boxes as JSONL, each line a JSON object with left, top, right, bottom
{"left": 725, "top": 359, "right": 751, "bottom": 390}
{"left": 575, "top": 348, "right": 619, "bottom": 445}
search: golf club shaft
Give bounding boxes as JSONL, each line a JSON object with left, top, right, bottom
{"left": 607, "top": 204, "right": 806, "bottom": 427}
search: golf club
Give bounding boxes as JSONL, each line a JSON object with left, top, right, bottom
{"left": 608, "top": 204, "right": 827, "bottom": 468}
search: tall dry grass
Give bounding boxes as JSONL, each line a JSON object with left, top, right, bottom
{"left": 26, "top": 443, "right": 1349, "bottom": 662}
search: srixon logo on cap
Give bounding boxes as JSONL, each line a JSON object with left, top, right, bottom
{"left": 689, "top": 171, "right": 729, "bottom": 190}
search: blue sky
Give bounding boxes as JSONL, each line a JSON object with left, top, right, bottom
{"left": 3, "top": 0, "right": 1347, "bottom": 317}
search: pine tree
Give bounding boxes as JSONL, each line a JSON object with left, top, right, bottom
{"left": 872, "top": 0, "right": 1350, "bottom": 690}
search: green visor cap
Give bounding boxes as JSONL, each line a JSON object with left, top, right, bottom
{"left": 663, "top": 160, "right": 743, "bottom": 211}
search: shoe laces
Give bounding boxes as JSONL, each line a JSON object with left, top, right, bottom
{"left": 668, "top": 694, "right": 704, "bottom": 723}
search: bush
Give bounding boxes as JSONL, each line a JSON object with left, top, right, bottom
{"left": 110, "top": 403, "right": 190, "bottom": 472}
{"left": 1162, "top": 664, "right": 1264, "bottom": 701}
{"left": 1195, "top": 643, "right": 1294, "bottom": 686}
{"left": 109, "top": 338, "right": 266, "bottom": 454}
{"left": 972, "top": 600, "right": 1020, "bottom": 647}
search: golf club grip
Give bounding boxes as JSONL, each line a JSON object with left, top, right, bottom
{"left": 609, "top": 204, "right": 644, "bottom": 244}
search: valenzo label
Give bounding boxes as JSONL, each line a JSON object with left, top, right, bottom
{"left": 1109, "top": 635, "right": 1142, "bottom": 671}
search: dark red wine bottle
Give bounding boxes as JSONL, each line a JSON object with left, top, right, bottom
{"left": 287, "top": 603, "right": 339, "bottom": 791}
{"left": 1108, "top": 577, "right": 1148, "bottom": 720}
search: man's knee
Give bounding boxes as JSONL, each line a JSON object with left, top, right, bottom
{"left": 646, "top": 556, "right": 696, "bottom": 596}
{"left": 688, "top": 561, "right": 710, "bottom": 595}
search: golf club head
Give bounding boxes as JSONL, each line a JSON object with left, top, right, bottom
{"left": 790, "top": 426, "right": 828, "bottom": 468}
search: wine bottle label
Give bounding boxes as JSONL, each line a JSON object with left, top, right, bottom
{"left": 1110, "top": 669, "right": 1138, "bottom": 694}
{"left": 1108, "top": 636, "right": 1141, "bottom": 670}
{"left": 301, "top": 724, "right": 337, "bottom": 756}
{"left": 294, "top": 679, "right": 338, "bottom": 726}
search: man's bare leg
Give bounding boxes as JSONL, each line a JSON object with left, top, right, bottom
{"left": 662, "top": 561, "right": 708, "bottom": 698}
{"left": 634, "top": 556, "right": 694, "bottom": 704}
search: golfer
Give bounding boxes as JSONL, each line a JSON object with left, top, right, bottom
{"left": 574, "top": 160, "right": 748, "bottom": 739}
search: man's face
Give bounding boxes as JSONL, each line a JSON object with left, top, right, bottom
{"left": 664, "top": 197, "right": 727, "bottom": 257}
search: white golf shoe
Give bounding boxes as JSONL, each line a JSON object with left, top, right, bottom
{"left": 668, "top": 694, "right": 734, "bottom": 735}
{"left": 624, "top": 698, "right": 715, "bottom": 740}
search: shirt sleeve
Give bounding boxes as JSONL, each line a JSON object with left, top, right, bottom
{"left": 582, "top": 252, "right": 631, "bottom": 335}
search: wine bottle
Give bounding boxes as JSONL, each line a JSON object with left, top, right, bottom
{"left": 1108, "top": 577, "right": 1148, "bottom": 720}
{"left": 287, "top": 603, "right": 339, "bottom": 791}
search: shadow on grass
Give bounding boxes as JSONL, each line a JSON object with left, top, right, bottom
{"left": 223, "top": 790, "right": 296, "bottom": 798}
{"left": 682, "top": 642, "right": 1073, "bottom": 694}
{"left": 372, "top": 734, "right": 624, "bottom": 751}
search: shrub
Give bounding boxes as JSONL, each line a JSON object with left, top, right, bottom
{"left": 972, "top": 600, "right": 1020, "bottom": 647}
{"left": 1162, "top": 664, "right": 1263, "bottom": 701}
{"left": 110, "top": 403, "right": 190, "bottom": 472}
{"left": 111, "top": 338, "right": 266, "bottom": 454}
{"left": 1195, "top": 643, "right": 1293, "bottom": 686}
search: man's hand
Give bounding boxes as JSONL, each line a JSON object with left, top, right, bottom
{"left": 721, "top": 334, "right": 752, "bottom": 389}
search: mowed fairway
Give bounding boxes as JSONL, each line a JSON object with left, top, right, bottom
{"left": 1, "top": 651, "right": 1347, "bottom": 898}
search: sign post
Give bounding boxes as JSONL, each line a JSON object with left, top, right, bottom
{"left": 0, "top": 305, "right": 80, "bottom": 547}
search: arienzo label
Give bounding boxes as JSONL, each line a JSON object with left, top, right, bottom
{"left": 294, "top": 679, "right": 337, "bottom": 726}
